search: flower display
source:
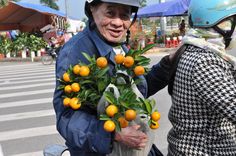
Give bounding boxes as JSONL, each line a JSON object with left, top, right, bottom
{"left": 57, "top": 44, "right": 161, "bottom": 132}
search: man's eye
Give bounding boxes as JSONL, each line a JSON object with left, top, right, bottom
{"left": 106, "top": 11, "right": 114, "bottom": 16}
{"left": 121, "top": 14, "right": 130, "bottom": 20}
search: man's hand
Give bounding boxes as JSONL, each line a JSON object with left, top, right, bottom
{"left": 114, "top": 125, "right": 148, "bottom": 149}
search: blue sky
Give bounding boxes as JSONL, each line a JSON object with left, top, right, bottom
{"left": 20, "top": 0, "right": 160, "bottom": 20}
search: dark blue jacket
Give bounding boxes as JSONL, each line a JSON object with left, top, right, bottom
{"left": 53, "top": 26, "right": 171, "bottom": 156}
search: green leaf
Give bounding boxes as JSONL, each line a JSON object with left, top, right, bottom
{"left": 82, "top": 52, "right": 92, "bottom": 63}
{"left": 80, "top": 80, "right": 94, "bottom": 85}
{"left": 99, "top": 114, "right": 111, "bottom": 120}
{"left": 141, "top": 44, "right": 156, "bottom": 54}
{"left": 57, "top": 85, "right": 65, "bottom": 90}
{"left": 126, "top": 49, "right": 134, "bottom": 56}
{"left": 130, "top": 104, "right": 142, "bottom": 111}
{"left": 127, "top": 92, "right": 137, "bottom": 104}
{"left": 137, "top": 59, "right": 151, "bottom": 66}
{"left": 150, "top": 99, "right": 156, "bottom": 109}
{"left": 132, "top": 49, "right": 142, "bottom": 56}
{"left": 122, "top": 90, "right": 134, "bottom": 100}
{"left": 84, "top": 90, "right": 92, "bottom": 99}
{"left": 57, "top": 78, "right": 64, "bottom": 83}
{"left": 97, "top": 67, "right": 109, "bottom": 78}
{"left": 115, "top": 120, "right": 121, "bottom": 132}
{"left": 98, "top": 80, "right": 107, "bottom": 93}
{"left": 133, "top": 78, "right": 143, "bottom": 85}
{"left": 119, "top": 100, "right": 130, "bottom": 109}
{"left": 104, "top": 91, "right": 117, "bottom": 104}
{"left": 134, "top": 55, "right": 144, "bottom": 62}
{"left": 144, "top": 99, "right": 152, "bottom": 114}
{"left": 88, "top": 93, "right": 98, "bottom": 99}
{"left": 151, "top": 120, "right": 157, "bottom": 125}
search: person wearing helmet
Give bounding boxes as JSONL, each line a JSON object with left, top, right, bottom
{"left": 53, "top": 0, "right": 175, "bottom": 155}
{"left": 167, "top": 0, "right": 236, "bottom": 155}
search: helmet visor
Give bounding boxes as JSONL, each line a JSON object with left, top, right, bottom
{"left": 100, "top": 0, "right": 140, "bottom": 8}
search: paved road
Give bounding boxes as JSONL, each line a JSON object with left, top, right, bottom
{"left": 0, "top": 62, "right": 65, "bottom": 156}
{"left": 0, "top": 52, "right": 172, "bottom": 156}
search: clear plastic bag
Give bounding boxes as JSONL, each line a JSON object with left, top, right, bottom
{"left": 97, "top": 72, "right": 156, "bottom": 156}
{"left": 108, "top": 116, "right": 156, "bottom": 156}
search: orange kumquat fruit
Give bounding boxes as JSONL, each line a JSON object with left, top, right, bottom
{"left": 63, "top": 73, "right": 70, "bottom": 82}
{"left": 125, "top": 109, "right": 136, "bottom": 121}
{"left": 118, "top": 117, "right": 129, "bottom": 128}
{"left": 134, "top": 65, "right": 145, "bottom": 76}
{"left": 79, "top": 66, "right": 90, "bottom": 77}
{"left": 123, "top": 56, "right": 134, "bottom": 68}
{"left": 63, "top": 97, "right": 71, "bottom": 107}
{"left": 151, "top": 111, "right": 161, "bottom": 121}
{"left": 104, "top": 120, "right": 116, "bottom": 132}
{"left": 96, "top": 57, "right": 108, "bottom": 68}
{"left": 73, "top": 65, "right": 81, "bottom": 75}
{"left": 105, "top": 105, "right": 118, "bottom": 117}
{"left": 71, "top": 83, "right": 80, "bottom": 92}
{"left": 69, "top": 97, "right": 81, "bottom": 110}
{"left": 150, "top": 121, "right": 160, "bottom": 129}
{"left": 114, "top": 54, "right": 125, "bottom": 64}
{"left": 64, "top": 85, "right": 72, "bottom": 94}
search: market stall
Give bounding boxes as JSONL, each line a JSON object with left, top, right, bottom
{"left": 0, "top": 1, "right": 66, "bottom": 32}
{"left": 137, "top": 0, "right": 191, "bottom": 18}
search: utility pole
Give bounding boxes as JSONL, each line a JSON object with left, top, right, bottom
{"left": 64, "top": 0, "right": 68, "bottom": 32}
{"left": 64, "top": 0, "right": 68, "bottom": 19}
{"left": 159, "top": 0, "right": 166, "bottom": 35}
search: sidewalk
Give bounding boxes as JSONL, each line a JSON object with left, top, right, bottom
{"left": 145, "top": 47, "right": 177, "bottom": 55}
{"left": 0, "top": 57, "right": 42, "bottom": 62}
{"left": 0, "top": 47, "right": 176, "bottom": 62}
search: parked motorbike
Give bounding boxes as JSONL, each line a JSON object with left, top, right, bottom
{"left": 41, "top": 46, "right": 60, "bottom": 65}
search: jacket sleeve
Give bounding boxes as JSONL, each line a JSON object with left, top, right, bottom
{"left": 53, "top": 45, "right": 113, "bottom": 154}
{"left": 145, "top": 55, "right": 172, "bottom": 97}
{"left": 192, "top": 56, "right": 236, "bottom": 124}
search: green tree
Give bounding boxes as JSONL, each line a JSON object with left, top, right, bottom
{"left": 0, "top": 0, "right": 19, "bottom": 8}
{"left": 139, "top": 0, "right": 147, "bottom": 7}
{"left": 0, "top": 0, "right": 8, "bottom": 8}
{"left": 82, "top": 17, "right": 88, "bottom": 23}
{"left": 40, "top": 0, "right": 59, "bottom": 10}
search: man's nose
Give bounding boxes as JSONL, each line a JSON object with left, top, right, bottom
{"left": 111, "top": 18, "right": 123, "bottom": 27}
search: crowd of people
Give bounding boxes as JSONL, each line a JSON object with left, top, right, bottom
{"left": 51, "top": 0, "right": 236, "bottom": 156}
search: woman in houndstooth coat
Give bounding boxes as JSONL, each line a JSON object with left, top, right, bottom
{"left": 167, "top": 0, "right": 236, "bottom": 155}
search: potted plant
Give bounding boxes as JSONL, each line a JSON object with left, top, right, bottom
{"left": 13, "top": 33, "right": 47, "bottom": 59}
{"left": 28, "top": 34, "right": 47, "bottom": 58}
{"left": 146, "top": 32, "right": 155, "bottom": 45}
{"left": 12, "top": 33, "right": 28, "bottom": 58}
{"left": 156, "top": 35, "right": 165, "bottom": 47}
{"left": 133, "top": 31, "right": 146, "bottom": 49}
{"left": 0, "top": 40, "right": 5, "bottom": 59}
{"left": 0, "top": 38, "right": 12, "bottom": 58}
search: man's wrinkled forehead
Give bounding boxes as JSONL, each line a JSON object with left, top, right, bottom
{"left": 104, "top": 2, "right": 132, "bottom": 12}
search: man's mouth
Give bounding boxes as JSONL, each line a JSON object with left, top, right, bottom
{"left": 108, "top": 29, "right": 123, "bottom": 38}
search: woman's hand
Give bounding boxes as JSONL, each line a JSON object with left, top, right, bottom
{"left": 114, "top": 125, "right": 148, "bottom": 149}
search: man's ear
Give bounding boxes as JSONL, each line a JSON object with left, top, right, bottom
{"left": 90, "top": 6, "right": 95, "bottom": 13}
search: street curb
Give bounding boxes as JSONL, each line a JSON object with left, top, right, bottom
{"left": 0, "top": 48, "right": 177, "bottom": 62}
{"left": 0, "top": 57, "right": 41, "bottom": 62}
{"left": 145, "top": 47, "right": 176, "bottom": 54}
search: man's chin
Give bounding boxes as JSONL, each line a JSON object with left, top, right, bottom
{"left": 106, "top": 37, "right": 123, "bottom": 43}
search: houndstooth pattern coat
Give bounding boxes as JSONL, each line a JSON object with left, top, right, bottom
{"left": 167, "top": 45, "right": 236, "bottom": 156}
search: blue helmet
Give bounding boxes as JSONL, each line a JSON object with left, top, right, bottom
{"left": 188, "top": 0, "right": 236, "bottom": 28}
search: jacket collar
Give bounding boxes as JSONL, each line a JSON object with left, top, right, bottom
{"left": 87, "top": 27, "right": 113, "bottom": 57}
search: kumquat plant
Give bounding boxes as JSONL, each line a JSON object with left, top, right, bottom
{"left": 57, "top": 44, "right": 161, "bottom": 133}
